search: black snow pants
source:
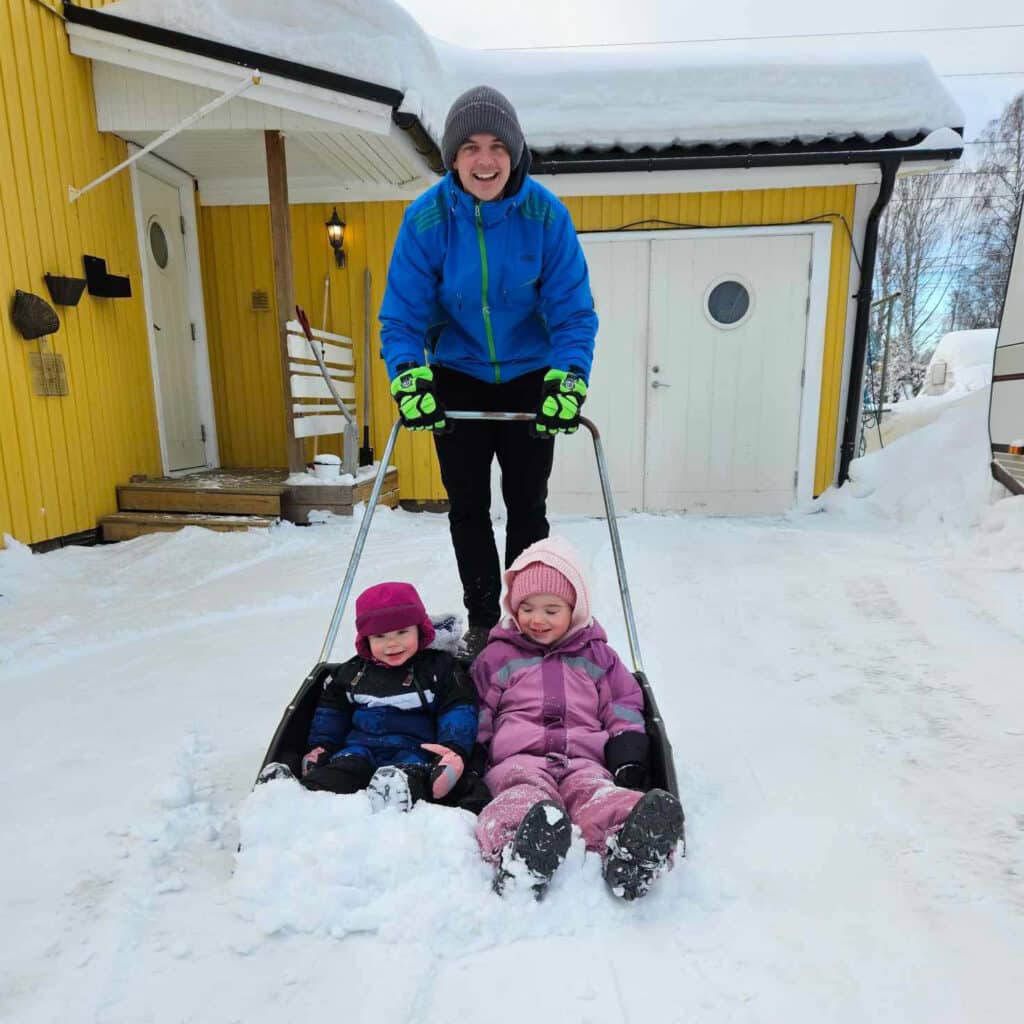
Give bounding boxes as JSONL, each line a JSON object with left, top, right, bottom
{"left": 431, "top": 365, "right": 554, "bottom": 630}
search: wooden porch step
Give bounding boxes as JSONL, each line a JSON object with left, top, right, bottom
{"left": 101, "top": 511, "right": 275, "bottom": 542}
{"left": 117, "top": 474, "right": 285, "bottom": 517}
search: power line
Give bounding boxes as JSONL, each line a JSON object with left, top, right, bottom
{"left": 939, "top": 71, "right": 1024, "bottom": 79}
{"left": 486, "top": 22, "right": 1024, "bottom": 51}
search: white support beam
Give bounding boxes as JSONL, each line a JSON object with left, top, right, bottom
{"left": 69, "top": 72, "right": 260, "bottom": 202}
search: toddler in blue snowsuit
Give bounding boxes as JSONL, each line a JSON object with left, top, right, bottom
{"left": 300, "top": 581, "right": 478, "bottom": 810}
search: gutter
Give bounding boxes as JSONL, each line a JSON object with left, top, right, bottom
{"left": 838, "top": 156, "right": 901, "bottom": 485}
{"left": 530, "top": 139, "right": 960, "bottom": 175}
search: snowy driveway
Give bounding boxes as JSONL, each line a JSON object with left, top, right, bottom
{"left": 2, "top": 490, "right": 1022, "bottom": 1022}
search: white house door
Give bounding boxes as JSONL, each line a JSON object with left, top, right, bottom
{"left": 138, "top": 169, "right": 207, "bottom": 472}
{"left": 549, "top": 230, "right": 813, "bottom": 515}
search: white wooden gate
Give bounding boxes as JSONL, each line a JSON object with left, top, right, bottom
{"left": 547, "top": 226, "right": 829, "bottom": 515}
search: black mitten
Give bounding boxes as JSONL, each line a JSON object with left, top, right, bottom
{"left": 613, "top": 762, "right": 647, "bottom": 791}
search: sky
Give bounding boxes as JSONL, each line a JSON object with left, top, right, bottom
{"left": 395, "top": 0, "right": 1024, "bottom": 146}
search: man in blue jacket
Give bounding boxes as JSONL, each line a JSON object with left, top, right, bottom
{"left": 380, "top": 85, "right": 598, "bottom": 660}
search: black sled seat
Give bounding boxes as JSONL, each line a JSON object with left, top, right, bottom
{"left": 258, "top": 661, "right": 678, "bottom": 810}
{"left": 256, "top": 405, "right": 681, "bottom": 822}
{"left": 258, "top": 660, "right": 491, "bottom": 813}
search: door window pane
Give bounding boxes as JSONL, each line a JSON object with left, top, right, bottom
{"left": 150, "top": 221, "right": 169, "bottom": 269}
{"left": 706, "top": 280, "right": 750, "bottom": 326}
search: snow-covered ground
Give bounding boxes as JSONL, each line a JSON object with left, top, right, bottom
{"left": 3, "top": 387, "right": 1023, "bottom": 1023}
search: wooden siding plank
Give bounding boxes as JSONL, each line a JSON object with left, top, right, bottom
{"left": 44, "top": 6, "right": 105, "bottom": 531}
{"left": 2, "top": 0, "right": 65, "bottom": 540}
{"left": 28, "top": 0, "right": 89, "bottom": 533}
{"left": 0, "top": 12, "right": 35, "bottom": 540}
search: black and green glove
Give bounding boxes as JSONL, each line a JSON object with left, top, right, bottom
{"left": 532, "top": 368, "right": 587, "bottom": 436}
{"left": 390, "top": 365, "right": 447, "bottom": 431}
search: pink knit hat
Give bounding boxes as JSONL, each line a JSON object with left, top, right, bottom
{"left": 508, "top": 561, "right": 576, "bottom": 612}
{"left": 354, "top": 581, "right": 435, "bottom": 659}
{"left": 501, "top": 537, "right": 593, "bottom": 638}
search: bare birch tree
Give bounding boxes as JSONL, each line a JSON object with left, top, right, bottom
{"left": 950, "top": 94, "right": 1024, "bottom": 330}
{"left": 870, "top": 170, "right": 974, "bottom": 400}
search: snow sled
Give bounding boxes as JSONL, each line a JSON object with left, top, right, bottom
{"left": 258, "top": 412, "right": 680, "bottom": 810}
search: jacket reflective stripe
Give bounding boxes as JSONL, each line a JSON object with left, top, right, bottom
{"left": 495, "top": 656, "right": 543, "bottom": 685}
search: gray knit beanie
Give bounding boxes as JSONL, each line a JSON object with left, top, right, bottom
{"left": 441, "top": 86, "right": 525, "bottom": 171}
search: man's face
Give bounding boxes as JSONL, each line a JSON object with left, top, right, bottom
{"left": 452, "top": 133, "right": 512, "bottom": 201}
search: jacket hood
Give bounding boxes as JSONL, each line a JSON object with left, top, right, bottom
{"left": 501, "top": 536, "right": 592, "bottom": 640}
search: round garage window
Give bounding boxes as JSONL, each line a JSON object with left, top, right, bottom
{"left": 149, "top": 220, "right": 169, "bottom": 269}
{"left": 705, "top": 278, "right": 752, "bottom": 329}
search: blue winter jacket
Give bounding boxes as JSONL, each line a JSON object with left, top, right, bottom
{"left": 379, "top": 174, "right": 598, "bottom": 384}
{"left": 307, "top": 649, "right": 478, "bottom": 769}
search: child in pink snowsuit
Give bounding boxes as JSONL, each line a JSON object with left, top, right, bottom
{"left": 472, "top": 536, "right": 684, "bottom": 899}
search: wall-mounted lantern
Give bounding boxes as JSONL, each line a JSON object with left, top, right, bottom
{"left": 326, "top": 207, "right": 346, "bottom": 268}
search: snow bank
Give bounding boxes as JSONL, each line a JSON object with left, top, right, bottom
{"left": 105, "top": 0, "right": 962, "bottom": 152}
{"left": 818, "top": 387, "right": 1000, "bottom": 534}
{"left": 234, "top": 779, "right": 687, "bottom": 947}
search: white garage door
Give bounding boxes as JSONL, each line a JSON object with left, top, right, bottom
{"left": 547, "top": 227, "right": 826, "bottom": 516}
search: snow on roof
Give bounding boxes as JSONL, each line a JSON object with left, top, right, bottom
{"left": 104, "top": 0, "right": 964, "bottom": 153}
{"left": 926, "top": 329, "right": 999, "bottom": 376}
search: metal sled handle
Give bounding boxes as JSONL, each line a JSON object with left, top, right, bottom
{"left": 317, "top": 412, "right": 645, "bottom": 674}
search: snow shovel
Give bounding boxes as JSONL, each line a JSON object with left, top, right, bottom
{"left": 257, "top": 413, "right": 679, "bottom": 802}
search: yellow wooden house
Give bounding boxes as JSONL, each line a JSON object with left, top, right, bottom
{"left": 1, "top": 0, "right": 964, "bottom": 547}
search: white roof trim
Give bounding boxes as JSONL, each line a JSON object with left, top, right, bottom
{"left": 67, "top": 21, "right": 393, "bottom": 135}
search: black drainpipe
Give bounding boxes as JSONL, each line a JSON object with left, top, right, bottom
{"left": 837, "top": 156, "right": 901, "bottom": 485}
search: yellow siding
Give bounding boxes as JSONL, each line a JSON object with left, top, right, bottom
{"left": 200, "top": 185, "right": 854, "bottom": 501}
{"left": 0, "top": 0, "right": 160, "bottom": 545}
{"left": 198, "top": 199, "right": 444, "bottom": 500}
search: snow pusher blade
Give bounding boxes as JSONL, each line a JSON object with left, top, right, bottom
{"left": 255, "top": 409, "right": 681, "bottom": 831}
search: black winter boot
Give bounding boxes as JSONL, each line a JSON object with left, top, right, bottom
{"left": 255, "top": 761, "right": 296, "bottom": 785}
{"left": 603, "top": 789, "right": 685, "bottom": 901}
{"left": 493, "top": 799, "right": 572, "bottom": 900}
{"left": 458, "top": 625, "right": 492, "bottom": 663}
{"left": 367, "top": 764, "right": 430, "bottom": 813}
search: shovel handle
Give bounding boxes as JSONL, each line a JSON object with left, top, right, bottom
{"left": 317, "top": 412, "right": 644, "bottom": 674}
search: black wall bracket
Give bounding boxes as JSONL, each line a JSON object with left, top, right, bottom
{"left": 83, "top": 255, "right": 132, "bottom": 298}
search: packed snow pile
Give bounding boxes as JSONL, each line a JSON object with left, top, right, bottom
{"left": 819, "top": 387, "right": 998, "bottom": 533}
{"left": 105, "top": 0, "right": 962, "bottom": 152}
{"left": 234, "top": 779, "right": 686, "bottom": 947}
